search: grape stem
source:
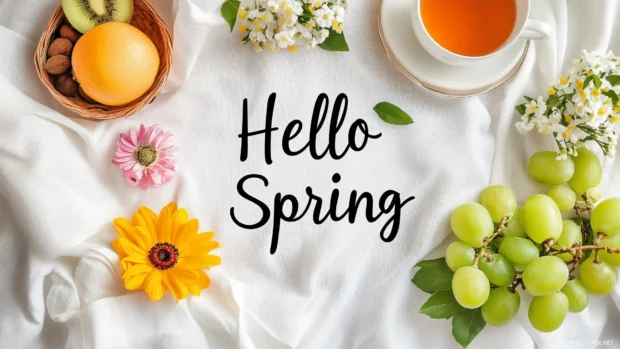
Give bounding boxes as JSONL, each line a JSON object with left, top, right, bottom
{"left": 473, "top": 216, "right": 509, "bottom": 267}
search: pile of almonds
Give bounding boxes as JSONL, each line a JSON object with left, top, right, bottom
{"left": 44, "top": 24, "right": 96, "bottom": 103}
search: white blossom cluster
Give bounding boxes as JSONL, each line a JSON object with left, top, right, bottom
{"left": 236, "top": 0, "right": 348, "bottom": 52}
{"left": 516, "top": 50, "right": 620, "bottom": 159}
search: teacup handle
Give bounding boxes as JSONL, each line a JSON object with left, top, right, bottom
{"left": 519, "top": 19, "right": 552, "bottom": 40}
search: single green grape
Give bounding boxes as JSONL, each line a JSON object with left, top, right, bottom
{"left": 452, "top": 266, "right": 490, "bottom": 309}
{"left": 568, "top": 147, "right": 602, "bottom": 194}
{"left": 502, "top": 207, "right": 527, "bottom": 238}
{"left": 528, "top": 151, "right": 574, "bottom": 186}
{"left": 481, "top": 287, "right": 520, "bottom": 326}
{"left": 599, "top": 236, "right": 620, "bottom": 266}
{"left": 561, "top": 279, "right": 589, "bottom": 313}
{"left": 528, "top": 292, "right": 569, "bottom": 332}
{"left": 591, "top": 198, "right": 620, "bottom": 238}
{"left": 499, "top": 237, "right": 539, "bottom": 265}
{"left": 586, "top": 186, "right": 602, "bottom": 203}
{"left": 445, "top": 241, "right": 475, "bottom": 271}
{"left": 579, "top": 257, "right": 617, "bottom": 295}
{"left": 522, "top": 256, "right": 568, "bottom": 296}
{"left": 548, "top": 184, "right": 577, "bottom": 212}
{"left": 450, "top": 203, "right": 494, "bottom": 248}
{"left": 479, "top": 185, "right": 517, "bottom": 223}
{"left": 523, "top": 194, "right": 563, "bottom": 244}
{"left": 554, "top": 220, "right": 582, "bottom": 262}
{"left": 479, "top": 254, "right": 516, "bottom": 287}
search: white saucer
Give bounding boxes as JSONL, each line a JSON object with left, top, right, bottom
{"left": 378, "top": 0, "right": 530, "bottom": 97}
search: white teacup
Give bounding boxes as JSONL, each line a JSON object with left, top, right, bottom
{"left": 411, "top": 0, "right": 551, "bottom": 66}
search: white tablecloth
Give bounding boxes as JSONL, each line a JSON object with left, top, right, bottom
{"left": 0, "top": 0, "right": 619, "bottom": 348}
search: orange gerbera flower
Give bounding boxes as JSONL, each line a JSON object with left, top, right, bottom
{"left": 112, "top": 202, "right": 221, "bottom": 301}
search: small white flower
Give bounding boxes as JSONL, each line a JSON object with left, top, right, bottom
{"left": 314, "top": 5, "right": 335, "bottom": 27}
{"left": 275, "top": 29, "right": 296, "bottom": 48}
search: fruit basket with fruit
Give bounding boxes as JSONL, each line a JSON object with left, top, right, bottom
{"left": 35, "top": 0, "right": 172, "bottom": 120}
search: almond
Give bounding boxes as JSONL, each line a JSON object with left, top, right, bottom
{"left": 48, "top": 38, "right": 73, "bottom": 57}
{"left": 45, "top": 55, "right": 70, "bottom": 75}
{"left": 59, "top": 24, "right": 81, "bottom": 43}
{"left": 55, "top": 73, "right": 78, "bottom": 97}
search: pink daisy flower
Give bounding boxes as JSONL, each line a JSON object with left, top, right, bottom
{"left": 112, "top": 125, "right": 178, "bottom": 190}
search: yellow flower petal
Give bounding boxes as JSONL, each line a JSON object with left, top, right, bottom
{"left": 165, "top": 270, "right": 189, "bottom": 301}
{"left": 171, "top": 208, "right": 189, "bottom": 241}
{"left": 133, "top": 207, "right": 158, "bottom": 242}
{"left": 178, "top": 255, "right": 222, "bottom": 269}
{"left": 125, "top": 273, "right": 149, "bottom": 290}
{"left": 187, "top": 270, "right": 210, "bottom": 296}
{"left": 174, "top": 219, "right": 199, "bottom": 247}
{"left": 164, "top": 202, "right": 178, "bottom": 214}
{"left": 112, "top": 238, "right": 145, "bottom": 258}
{"left": 158, "top": 205, "right": 173, "bottom": 243}
{"left": 121, "top": 253, "right": 148, "bottom": 267}
{"left": 181, "top": 233, "right": 219, "bottom": 256}
{"left": 144, "top": 270, "right": 165, "bottom": 301}
{"left": 123, "top": 263, "right": 153, "bottom": 280}
{"left": 113, "top": 218, "right": 143, "bottom": 247}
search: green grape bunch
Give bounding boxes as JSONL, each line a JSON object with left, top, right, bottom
{"left": 412, "top": 147, "right": 620, "bottom": 348}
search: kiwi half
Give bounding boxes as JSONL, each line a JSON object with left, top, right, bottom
{"left": 62, "top": 0, "right": 133, "bottom": 34}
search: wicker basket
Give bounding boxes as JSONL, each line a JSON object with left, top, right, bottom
{"left": 34, "top": 0, "right": 172, "bottom": 120}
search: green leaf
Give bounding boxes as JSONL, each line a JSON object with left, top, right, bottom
{"left": 546, "top": 94, "right": 562, "bottom": 109}
{"left": 412, "top": 258, "right": 454, "bottom": 293}
{"left": 523, "top": 96, "right": 534, "bottom": 102}
{"left": 594, "top": 74, "right": 602, "bottom": 89}
{"left": 515, "top": 104, "right": 526, "bottom": 115}
{"left": 373, "top": 102, "right": 414, "bottom": 125}
{"left": 415, "top": 257, "right": 446, "bottom": 268}
{"left": 606, "top": 75, "right": 620, "bottom": 86}
{"left": 584, "top": 75, "right": 594, "bottom": 89}
{"left": 452, "top": 308, "right": 486, "bottom": 348}
{"left": 221, "top": 0, "right": 241, "bottom": 32}
{"left": 603, "top": 90, "right": 619, "bottom": 104}
{"left": 319, "top": 29, "right": 349, "bottom": 52}
{"left": 419, "top": 291, "right": 466, "bottom": 319}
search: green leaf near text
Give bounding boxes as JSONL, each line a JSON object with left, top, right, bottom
{"left": 221, "top": 0, "right": 241, "bottom": 32}
{"left": 452, "top": 308, "right": 486, "bottom": 348}
{"left": 373, "top": 102, "right": 414, "bottom": 125}
{"left": 594, "top": 74, "right": 602, "bottom": 89}
{"left": 414, "top": 257, "right": 445, "bottom": 268}
{"left": 515, "top": 104, "right": 526, "bottom": 115}
{"left": 419, "top": 291, "right": 466, "bottom": 319}
{"left": 319, "top": 29, "right": 349, "bottom": 52}
{"left": 412, "top": 258, "right": 454, "bottom": 293}
{"left": 584, "top": 75, "right": 594, "bottom": 89}
{"left": 606, "top": 75, "right": 620, "bottom": 85}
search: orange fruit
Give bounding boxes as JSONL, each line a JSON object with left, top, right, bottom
{"left": 72, "top": 22, "right": 160, "bottom": 106}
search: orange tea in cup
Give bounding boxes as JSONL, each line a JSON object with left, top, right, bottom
{"left": 420, "top": 0, "right": 517, "bottom": 57}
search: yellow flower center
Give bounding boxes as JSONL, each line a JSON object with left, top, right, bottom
{"left": 288, "top": 45, "right": 298, "bottom": 53}
{"left": 599, "top": 107, "right": 607, "bottom": 116}
{"left": 323, "top": 14, "right": 329, "bottom": 20}
{"left": 577, "top": 104, "right": 584, "bottom": 112}
{"left": 576, "top": 81, "right": 584, "bottom": 90}
{"left": 148, "top": 242, "right": 180, "bottom": 270}
{"left": 135, "top": 146, "right": 156, "bottom": 167}
{"left": 564, "top": 114, "right": 573, "bottom": 123}
{"left": 559, "top": 77, "right": 569, "bottom": 85}
{"left": 592, "top": 88, "right": 601, "bottom": 97}
{"left": 239, "top": 24, "right": 247, "bottom": 33}
{"left": 285, "top": 7, "right": 293, "bottom": 15}
{"left": 239, "top": 10, "right": 248, "bottom": 19}
{"left": 281, "top": 35, "right": 288, "bottom": 41}
{"left": 548, "top": 88, "right": 556, "bottom": 95}
{"left": 528, "top": 105, "right": 537, "bottom": 113}
{"left": 612, "top": 116, "right": 619, "bottom": 123}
